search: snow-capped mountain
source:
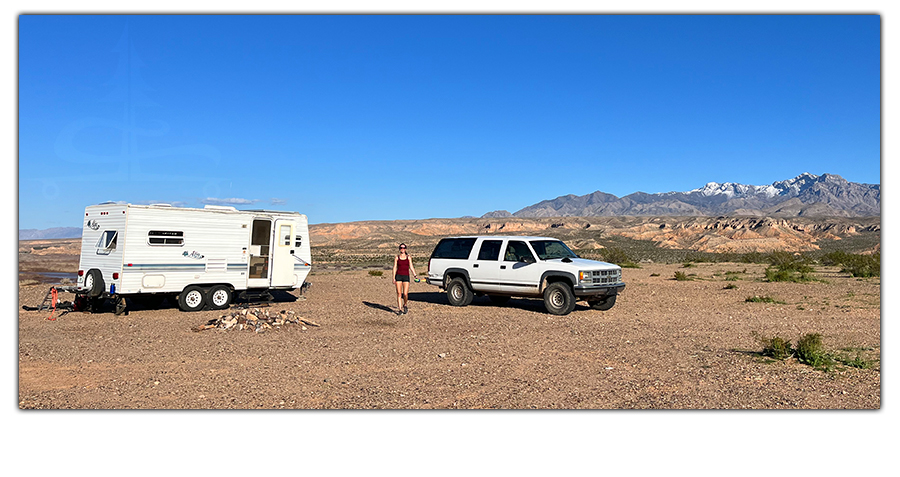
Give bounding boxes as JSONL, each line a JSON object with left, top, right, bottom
{"left": 496, "top": 173, "right": 879, "bottom": 218}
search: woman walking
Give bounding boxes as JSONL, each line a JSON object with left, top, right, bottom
{"left": 392, "top": 243, "right": 419, "bottom": 315}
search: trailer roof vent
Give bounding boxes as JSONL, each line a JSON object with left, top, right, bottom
{"left": 150, "top": 203, "right": 173, "bottom": 207}
{"left": 203, "top": 205, "right": 238, "bottom": 211}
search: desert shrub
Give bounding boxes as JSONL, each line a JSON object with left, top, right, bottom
{"left": 682, "top": 262, "right": 696, "bottom": 268}
{"left": 723, "top": 283, "right": 738, "bottom": 290}
{"left": 840, "top": 253, "right": 880, "bottom": 278}
{"left": 684, "top": 253, "right": 715, "bottom": 263}
{"left": 649, "top": 273, "right": 660, "bottom": 277}
{"left": 836, "top": 351, "right": 876, "bottom": 369}
{"left": 368, "top": 270, "right": 383, "bottom": 277}
{"left": 755, "top": 334, "right": 794, "bottom": 360}
{"left": 598, "top": 246, "right": 631, "bottom": 266}
{"left": 740, "top": 252, "right": 767, "bottom": 264}
{"left": 795, "top": 333, "right": 834, "bottom": 369}
{"left": 820, "top": 250, "right": 851, "bottom": 266}
{"left": 764, "top": 253, "right": 816, "bottom": 282}
{"left": 725, "top": 275, "right": 740, "bottom": 281}
{"left": 746, "top": 295, "right": 785, "bottom": 304}
{"left": 767, "top": 252, "right": 814, "bottom": 272}
{"left": 673, "top": 271, "right": 692, "bottom": 281}
{"left": 753, "top": 333, "right": 877, "bottom": 371}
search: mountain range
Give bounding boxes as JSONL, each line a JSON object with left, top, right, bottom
{"left": 482, "top": 173, "right": 880, "bottom": 219}
{"left": 19, "top": 227, "right": 83, "bottom": 241}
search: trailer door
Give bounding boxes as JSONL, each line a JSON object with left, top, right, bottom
{"left": 270, "top": 219, "right": 295, "bottom": 287}
{"left": 247, "top": 218, "right": 272, "bottom": 289}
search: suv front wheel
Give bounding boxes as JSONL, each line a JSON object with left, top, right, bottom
{"left": 446, "top": 277, "right": 474, "bottom": 307}
{"left": 543, "top": 282, "right": 576, "bottom": 315}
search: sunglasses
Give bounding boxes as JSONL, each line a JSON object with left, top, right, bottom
{"left": 400, "top": 247, "right": 407, "bottom": 249}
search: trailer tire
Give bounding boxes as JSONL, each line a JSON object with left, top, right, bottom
{"left": 178, "top": 286, "right": 206, "bottom": 312}
{"left": 207, "top": 285, "right": 232, "bottom": 310}
{"left": 84, "top": 269, "right": 104, "bottom": 297}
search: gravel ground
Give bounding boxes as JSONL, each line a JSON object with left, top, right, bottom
{"left": 18, "top": 263, "right": 880, "bottom": 409}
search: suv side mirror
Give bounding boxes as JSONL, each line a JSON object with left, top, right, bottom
{"left": 519, "top": 256, "right": 535, "bottom": 264}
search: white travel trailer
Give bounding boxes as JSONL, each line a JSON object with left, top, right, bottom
{"left": 76, "top": 202, "right": 312, "bottom": 312}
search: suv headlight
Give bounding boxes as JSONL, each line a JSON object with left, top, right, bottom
{"left": 578, "top": 271, "right": 591, "bottom": 283}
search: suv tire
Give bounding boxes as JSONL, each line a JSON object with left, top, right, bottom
{"left": 446, "top": 277, "right": 474, "bottom": 307}
{"left": 588, "top": 295, "right": 616, "bottom": 311}
{"left": 543, "top": 282, "right": 576, "bottom": 315}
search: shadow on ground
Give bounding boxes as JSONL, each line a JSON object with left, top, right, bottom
{"left": 362, "top": 301, "right": 395, "bottom": 313}
{"left": 407, "top": 292, "right": 594, "bottom": 314}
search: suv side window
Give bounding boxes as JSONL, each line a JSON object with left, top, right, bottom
{"left": 431, "top": 238, "right": 477, "bottom": 260}
{"left": 477, "top": 240, "right": 502, "bottom": 261}
{"left": 504, "top": 241, "right": 535, "bottom": 262}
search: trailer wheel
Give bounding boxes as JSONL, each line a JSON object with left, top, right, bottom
{"left": 84, "top": 269, "right": 104, "bottom": 297}
{"left": 178, "top": 286, "right": 206, "bottom": 312}
{"left": 207, "top": 285, "right": 232, "bottom": 310}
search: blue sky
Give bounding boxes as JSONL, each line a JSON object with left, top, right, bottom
{"left": 18, "top": 14, "right": 880, "bottom": 229}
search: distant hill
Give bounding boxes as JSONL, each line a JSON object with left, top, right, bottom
{"left": 310, "top": 215, "right": 880, "bottom": 255}
{"left": 503, "top": 173, "right": 880, "bottom": 218}
{"left": 19, "top": 227, "right": 82, "bottom": 240}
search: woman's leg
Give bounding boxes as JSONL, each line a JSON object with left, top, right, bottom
{"left": 395, "top": 280, "right": 404, "bottom": 310}
{"left": 402, "top": 281, "right": 410, "bottom": 308}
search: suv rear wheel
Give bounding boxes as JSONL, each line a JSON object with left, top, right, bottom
{"left": 543, "top": 282, "right": 576, "bottom": 315}
{"left": 446, "top": 277, "right": 474, "bottom": 307}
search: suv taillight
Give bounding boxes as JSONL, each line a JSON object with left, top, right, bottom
{"left": 428, "top": 258, "right": 432, "bottom": 274}
{"left": 77, "top": 270, "right": 84, "bottom": 276}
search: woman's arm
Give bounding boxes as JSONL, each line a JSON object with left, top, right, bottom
{"left": 409, "top": 259, "right": 418, "bottom": 279}
{"left": 392, "top": 255, "right": 398, "bottom": 283}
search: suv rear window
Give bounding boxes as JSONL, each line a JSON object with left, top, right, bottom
{"left": 431, "top": 238, "right": 476, "bottom": 260}
{"left": 477, "top": 240, "right": 503, "bottom": 261}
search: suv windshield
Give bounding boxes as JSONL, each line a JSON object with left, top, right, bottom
{"left": 529, "top": 240, "right": 578, "bottom": 260}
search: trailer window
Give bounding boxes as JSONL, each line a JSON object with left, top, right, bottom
{"left": 295, "top": 235, "right": 302, "bottom": 248}
{"left": 280, "top": 225, "right": 292, "bottom": 246}
{"left": 96, "top": 230, "right": 118, "bottom": 251}
{"left": 148, "top": 230, "right": 184, "bottom": 246}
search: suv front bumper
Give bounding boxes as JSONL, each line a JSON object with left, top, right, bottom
{"left": 573, "top": 283, "right": 625, "bottom": 298}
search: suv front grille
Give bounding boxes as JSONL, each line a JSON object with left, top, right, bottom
{"left": 589, "top": 270, "right": 621, "bottom": 285}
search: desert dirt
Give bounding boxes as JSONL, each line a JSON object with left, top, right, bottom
{"left": 18, "top": 261, "right": 880, "bottom": 409}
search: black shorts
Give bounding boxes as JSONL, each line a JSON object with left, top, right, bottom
{"left": 395, "top": 274, "right": 410, "bottom": 282}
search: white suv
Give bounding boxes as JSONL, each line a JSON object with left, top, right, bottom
{"left": 426, "top": 236, "right": 625, "bottom": 315}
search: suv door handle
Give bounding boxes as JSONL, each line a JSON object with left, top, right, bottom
{"left": 500, "top": 265, "right": 506, "bottom": 270}
{"left": 473, "top": 264, "right": 479, "bottom": 268}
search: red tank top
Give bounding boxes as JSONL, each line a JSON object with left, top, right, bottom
{"left": 397, "top": 256, "right": 410, "bottom": 275}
